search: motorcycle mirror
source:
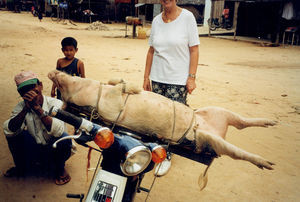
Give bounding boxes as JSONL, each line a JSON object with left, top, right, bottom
{"left": 53, "top": 135, "right": 80, "bottom": 148}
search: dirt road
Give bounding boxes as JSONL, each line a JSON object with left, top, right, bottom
{"left": 0, "top": 10, "right": 300, "bottom": 202}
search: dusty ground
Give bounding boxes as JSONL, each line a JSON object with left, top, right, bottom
{"left": 0, "top": 10, "right": 300, "bottom": 202}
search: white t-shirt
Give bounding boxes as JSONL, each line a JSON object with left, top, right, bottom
{"left": 282, "top": 2, "right": 294, "bottom": 20}
{"left": 149, "top": 9, "right": 200, "bottom": 85}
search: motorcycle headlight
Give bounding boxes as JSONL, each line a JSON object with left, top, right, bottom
{"left": 120, "top": 146, "right": 152, "bottom": 176}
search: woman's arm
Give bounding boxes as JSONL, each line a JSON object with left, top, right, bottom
{"left": 143, "top": 47, "right": 154, "bottom": 91}
{"left": 186, "top": 45, "right": 199, "bottom": 94}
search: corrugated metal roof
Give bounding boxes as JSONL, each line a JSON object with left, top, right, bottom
{"left": 138, "top": 0, "right": 205, "bottom": 4}
{"left": 212, "top": 0, "right": 289, "bottom": 2}
{"left": 138, "top": 0, "right": 160, "bottom": 3}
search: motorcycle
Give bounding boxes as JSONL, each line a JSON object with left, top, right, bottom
{"left": 49, "top": 106, "right": 167, "bottom": 202}
{"left": 208, "top": 16, "right": 232, "bottom": 31}
{"left": 49, "top": 102, "right": 217, "bottom": 201}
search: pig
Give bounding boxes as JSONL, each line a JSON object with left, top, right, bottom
{"left": 48, "top": 70, "right": 276, "bottom": 170}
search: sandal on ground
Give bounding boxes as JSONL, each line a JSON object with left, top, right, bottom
{"left": 55, "top": 170, "right": 71, "bottom": 185}
{"left": 4, "top": 167, "right": 24, "bottom": 178}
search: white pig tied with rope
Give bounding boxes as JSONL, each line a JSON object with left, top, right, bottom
{"left": 48, "top": 70, "right": 276, "bottom": 177}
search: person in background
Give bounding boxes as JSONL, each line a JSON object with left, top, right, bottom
{"left": 3, "top": 71, "right": 72, "bottom": 185}
{"left": 222, "top": 5, "right": 230, "bottom": 20}
{"left": 143, "top": 0, "right": 199, "bottom": 176}
{"left": 51, "top": 37, "right": 85, "bottom": 100}
{"left": 37, "top": 6, "right": 43, "bottom": 22}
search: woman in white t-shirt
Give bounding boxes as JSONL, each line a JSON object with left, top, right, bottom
{"left": 143, "top": 0, "right": 199, "bottom": 104}
{"left": 143, "top": 0, "right": 199, "bottom": 176}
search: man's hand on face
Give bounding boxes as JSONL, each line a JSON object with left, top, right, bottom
{"left": 23, "top": 89, "right": 41, "bottom": 112}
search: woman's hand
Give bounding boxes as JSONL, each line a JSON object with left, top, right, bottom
{"left": 143, "top": 77, "right": 151, "bottom": 91}
{"left": 186, "top": 77, "right": 196, "bottom": 94}
{"left": 143, "top": 47, "right": 154, "bottom": 91}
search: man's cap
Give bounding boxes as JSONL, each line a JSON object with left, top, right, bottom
{"left": 14, "top": 71, "right": 39, "bottom": 90}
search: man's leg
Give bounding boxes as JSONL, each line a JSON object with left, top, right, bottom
{"left": 5, "top": 135, "right": 26, "bottom": 177}
{"left": 50, "top": 132, "right": 72, "bottom": 185}
{"left": 4, "top": 130, "right": 37, "bottom": 177}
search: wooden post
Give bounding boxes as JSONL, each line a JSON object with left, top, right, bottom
{"left": 209, "top": 0, "right": 215, "bottom": 36}
{"left": 233, "top": 2, "right": 240, "bottom": 40}
{"left": 114, "top": 3, "right": 117, "bottom": 22}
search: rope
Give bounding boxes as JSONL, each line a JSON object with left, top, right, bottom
{"left": 86, "top": 150, "right": 103, "bottom": 196}
{"left": 96, "top": 83, "right": 103, "bottom": 112}
{"left": 145, "top": 165, "right": 160, "bottom": 202}
{"left": 86, "top": 147, "right": 93, "bottom": 183}
{"left": 203, "top": 158, "right": 214, "bottom": 177}
{"left": 171, "top": 101, "right": 176, "bottom": 141}
{"left": 145, "top": 101, "right": 176, "bottom": 201}
{"left": 111, "top": 94, "right": 130, "bottom": 131}
{"left": 89, "top": 108, "right": 100, "bottom": 121}
{"left": 177, "top": 109, "right": 196, "bottom": 144}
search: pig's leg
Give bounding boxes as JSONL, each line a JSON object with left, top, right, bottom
{"left": 194, "top": 129, "right": 274, "bottom": 170}
{"left": 222, "top": 109, "right": 277, "bottom": 129}
{"left": 108, "top": 79, "right": 141, "bottom": 94}
{"left": 97, "top": 84, "right": 125, "bottom": 121}
{"left": 196, "top": 107, "right": 276, "bottom": 131}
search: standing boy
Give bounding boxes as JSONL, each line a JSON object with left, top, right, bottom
{"left": 51, "top": 37, "right": 85, "bottom": 99}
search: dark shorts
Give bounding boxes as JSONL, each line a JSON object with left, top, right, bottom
{"left": 151, "top": 81, "right": 187, "bottom": 105}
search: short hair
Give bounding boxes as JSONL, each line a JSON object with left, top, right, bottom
{"left": 61, "top": 37, "right": 77, "bottom": 49}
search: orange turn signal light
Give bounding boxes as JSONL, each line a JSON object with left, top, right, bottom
{"left": 94, "top": 128, "right": 114, "bottom": 149}
{"left": 151, "top": 146, "right": 167, "bottom": 163}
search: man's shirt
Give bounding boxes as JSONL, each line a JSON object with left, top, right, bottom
{"left": 3, "top": 96, "right": 66, "bottom": 145}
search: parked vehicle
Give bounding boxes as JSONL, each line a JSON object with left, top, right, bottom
{"left": 208, "top": 17, "right": 232, "bottom": 31}
{"left": 49, "top": 106, "right": 167, "bottom": 202}
{"left": 50, "top": 2, "right": 76, "bottom": 25}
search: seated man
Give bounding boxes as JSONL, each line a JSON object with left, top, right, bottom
{"left": 3, "top": 71, "right": 72, "bottom": 185}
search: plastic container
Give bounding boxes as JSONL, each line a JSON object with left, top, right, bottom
{"left": 137, "top": 27, "right": 146, "bottom": 39}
